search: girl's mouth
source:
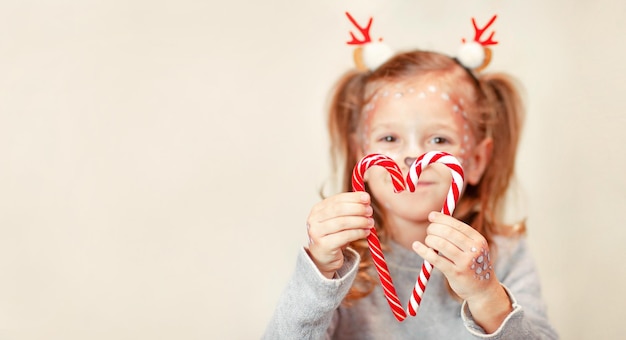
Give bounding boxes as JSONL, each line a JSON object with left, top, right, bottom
{"left": 414, "top": 181, "right": 435, "bottom": 187}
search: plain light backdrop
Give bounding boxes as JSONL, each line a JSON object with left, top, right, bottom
{"left": 1, "top": 1, "right": 625, "bottom": 339}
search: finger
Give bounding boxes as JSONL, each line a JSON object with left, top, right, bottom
{"left": 314, "top": 202, "right": 373, "bottom": 224}
{"left": 308, "top": 216, "right": 374, "bottom": 240}
{"left": 312, "top": 227, "right": 372, "bottom": 251}
{"left": 311, "top": 192, "right": 370, "bottom": 215}
{"left": 426, "top": 222, "right": 474, "bottom": 254}
{"left": 310, "top": 193, "right": 372, "bottom": 221}
{"left": 411, "top": 241, "right": 455, "bottom": 273}
{"left": 423, "top": 234, "right": 464, "bottom": 265}
{"left": 428, "top": 211, "right": 486, "bottom": 245}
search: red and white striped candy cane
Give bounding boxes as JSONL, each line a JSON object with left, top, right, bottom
{"left": 405, "top": 151, "right": 464, "bottom": 317}
{"left": 352, "top": 154, "right": 407, "bottom": 321}
{"left": 351, "top": 151, "right": 464, "bottom": 322}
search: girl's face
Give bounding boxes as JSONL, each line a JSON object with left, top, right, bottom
{"left": 357, "top": 79, "right": 491, "bottom": 226}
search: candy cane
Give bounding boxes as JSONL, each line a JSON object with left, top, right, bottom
{"left": 351, "top": 151, "right": 464, "bottom": 322}
{"left": 352, "top": 154, "right": 407, "bottom": 321}
{"left": 405, "top": 151, "right": 464, "bottom": 317}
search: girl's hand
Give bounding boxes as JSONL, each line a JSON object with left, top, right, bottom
{"left": 306, "top": 192, "right": 374, "bottom": 279}
{"left": 412, "top": 211, "right": 513, "bottom": 333}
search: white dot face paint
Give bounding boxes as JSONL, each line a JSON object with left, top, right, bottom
{"left": 357, "top": 79, "right": 477, "bottom": 226}
{"left": 360, "top": 80, "right": 475, "bottom": 166}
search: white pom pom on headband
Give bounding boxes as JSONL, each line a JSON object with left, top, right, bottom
{"left": 345, "top": 12, "right": 394, "bottom": 71}
{"left": 345, "top": 12, "right": 499, "bottom": 73}
{"left": 457, "top": 15, "right": 499, "bottom": 72}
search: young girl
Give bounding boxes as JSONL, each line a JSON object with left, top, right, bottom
{"left": 263, "top": 50, "right": 558, "bottom": 339}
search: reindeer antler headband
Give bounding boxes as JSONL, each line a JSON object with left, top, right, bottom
{"left": 345, "top": 12, "right": 499, "bottom": 72}
{"left": 345, "top": 12, "right": 394, "bottom": 71}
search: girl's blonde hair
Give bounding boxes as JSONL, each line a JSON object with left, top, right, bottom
{"left": 326, "top": 50, "right": 526, "bottom": 302}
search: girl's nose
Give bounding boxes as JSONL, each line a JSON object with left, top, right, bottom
{"left": 404, "top": 156, "right": 417, "bottom": 167}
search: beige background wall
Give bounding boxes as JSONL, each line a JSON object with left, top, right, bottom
{"left": 1, "top": 1, "right": 625, "bottom": 339}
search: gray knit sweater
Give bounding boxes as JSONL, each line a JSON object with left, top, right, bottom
{"left": 263, "top": 236, "right": 558, "bottom": 339}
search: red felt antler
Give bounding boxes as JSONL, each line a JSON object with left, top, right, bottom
{"left": 466, "top": 15, "right": 498, "bottom": 46}
{"left": 346, "top": 12, "right": 373, "bottom": 45}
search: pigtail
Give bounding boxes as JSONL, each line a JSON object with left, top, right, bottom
{"left": 327, "top": 70, "right": 368, "bottom": 192}
{"left": 477, "top": 73, "right": 526, "bottom": 235}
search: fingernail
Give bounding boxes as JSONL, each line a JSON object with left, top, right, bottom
{"left": 368, "top": 218, "right": 375, "bottom": 226}
{"left": 360, "top": 193, "right": 370, "bottom": 202}
{"left": 365, "top": 206, "right": 373, "bottom": 216}
{"left": 412, "top": 241, "right": 422, "bottom": 251}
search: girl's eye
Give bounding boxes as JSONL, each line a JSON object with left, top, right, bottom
{"left": 430, "top": 136, "right": 448, "bottom": 144}
{"left": 380, "top": 135, "right": 397, "bottom": 142}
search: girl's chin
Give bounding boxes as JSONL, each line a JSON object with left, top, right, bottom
{"left": 384, "top": 203, "right": 436, "bottom": 220}
{"left": 399, "top": 190, "right": 445, "bottom": 203}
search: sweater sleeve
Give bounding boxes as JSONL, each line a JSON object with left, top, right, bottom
{"left": 261, "top": 247, "right": 360, "bottom": 340}
{"left": 460, "top": 237, "right": 559, "bottom": 339}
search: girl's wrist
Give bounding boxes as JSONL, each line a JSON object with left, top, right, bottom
{"left": 466, "top": 280, "right": 502, "bottom": 306}
{"left": 465, "top": 282, "right": 513, "bottom": 333}
{"left": 304, "top": 247, "right": 338, "bottom": 279}
{"left": 319, "top": 269, "right": 337, "bottom": 279}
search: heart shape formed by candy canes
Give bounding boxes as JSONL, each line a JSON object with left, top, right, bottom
{"left": 352, "top": 151, "right": 464, "bottom": 322}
